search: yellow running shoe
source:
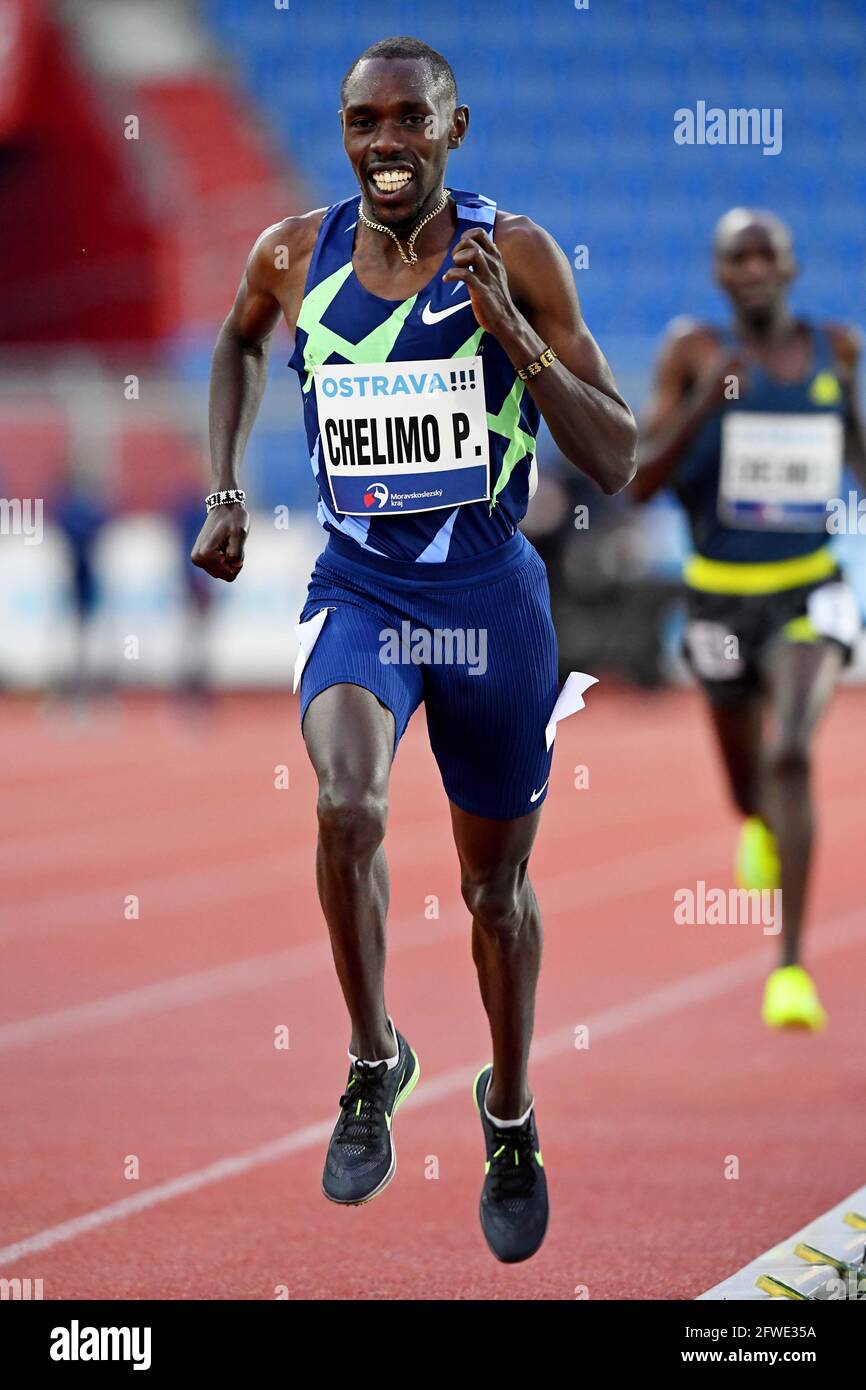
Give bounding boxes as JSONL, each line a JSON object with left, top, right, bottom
{"left": 736, "top": 816, "right": 781, "bottom": 891}
{"left": 762, "top": 965, "right": 828, "bottom": 1031}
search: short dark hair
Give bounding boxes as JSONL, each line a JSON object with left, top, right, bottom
{"left": 341, "top": 36, "right": 457, "bottom": 107}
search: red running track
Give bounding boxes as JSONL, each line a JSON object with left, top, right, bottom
{"left": 1, "top": 686, "right": 865, "bottom": 1300}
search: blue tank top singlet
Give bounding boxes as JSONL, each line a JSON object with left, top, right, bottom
{"left": 674, "top": 322, "right": 846, "bottom": 566}
{"left": 288, "top": 189, "right": 540, "bottom": 565}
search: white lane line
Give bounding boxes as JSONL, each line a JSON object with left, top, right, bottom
{"left": 0, "top": 828, "right": 736, "bottom": 1050}
{"left": 0, "top": 765, "right": 442, "bottom": 874}
{"left": 0, "top": 805, "right": 286, "bottom": 872}
{"left": 6, "top": 782, "right": 863, "bottom": 941}
{"left": 0, "top": 940, "right": 331, "bottom": 1052}
{"left": 0, "top": 782, "right": 707, "bottom": 940}
{"left": 0, "top": 816, "right": 448, "bottom": 940}
{"left": 1, "top": 906, "right": 864, "bottom": 1269}
{"left": 533, "top": 905, "right": 866, "bottom": 1057}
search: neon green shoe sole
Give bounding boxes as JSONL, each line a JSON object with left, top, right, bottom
{"left": 762, "top": 965, "right": 827, "bottom": 1032}
{"left": 736, "top": 816, "right": 781, "bottom": 892}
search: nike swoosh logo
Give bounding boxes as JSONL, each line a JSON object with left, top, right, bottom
{"left": 385, "top": 1065, "right": 407, "bottom": 1130}
{"left": 529, "top": 778, "right": 550, "bottom": 804}
{"left": 421, "top": 299, "right": 472, "bottom": 325}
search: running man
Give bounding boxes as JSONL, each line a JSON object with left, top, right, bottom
{"left": 633, "top": 208, "right": 865, "bottom": 1030}
{"left": 192, "top": 36, "right": 635, "bottom": 1262}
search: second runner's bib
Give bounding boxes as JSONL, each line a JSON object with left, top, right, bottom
{"left": 718, "top": 411, "right": 843, "bottom": 532}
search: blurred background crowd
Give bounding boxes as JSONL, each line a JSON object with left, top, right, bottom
{"left": 2, "top": 0, "right": 864, "bottom": 699}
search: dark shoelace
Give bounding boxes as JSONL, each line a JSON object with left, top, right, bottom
{"left": 335, "top": 1061, "right": 388, "bottom": 1148}
{"left": 489, "top": 1123, "right": 539, "bottom": 1201}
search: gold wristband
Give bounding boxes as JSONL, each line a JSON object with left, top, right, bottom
{"left": 517, "top": 346, "right": 557, "bottom": 381}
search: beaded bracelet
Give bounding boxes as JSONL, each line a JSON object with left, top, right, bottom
{"left": 205, "top": 489, "right": 246, "bottom": 513}
{"left": 517, "top": 346, "right": 558, "bottom": 381}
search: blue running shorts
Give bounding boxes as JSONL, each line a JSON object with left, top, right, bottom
{"left": 296, "top": 531, "right": 560, "bottom": 820}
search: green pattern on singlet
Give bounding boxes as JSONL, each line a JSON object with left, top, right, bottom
{"left": 296, "top": 268, "right": 534, "bottom": 509}
{"left": 448, "top": 325, "right": 534, "bottom": 506}
{"left": 297, "top": 262, "right": 417, "bottom": 391}
{"left": 488, "top": 379, "right": 537, "bottom": 509}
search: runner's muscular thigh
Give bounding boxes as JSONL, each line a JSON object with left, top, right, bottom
{"left": 303, "top": 685, "right": 395, "bottom": 803}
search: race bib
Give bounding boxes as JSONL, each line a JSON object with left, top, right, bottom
{"left": 718, "top": 412, "right": 843, "bottom": 531}
{"left": 314, "top": 357, "right": 490, "bottom": 516}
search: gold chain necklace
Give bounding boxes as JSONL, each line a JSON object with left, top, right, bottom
{"left": 357, "top": 188, "right": 451, "bottom": 267}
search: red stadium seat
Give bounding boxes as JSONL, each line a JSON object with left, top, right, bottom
{"left": 114, "top": 426, "right": 207, "bottom": 513}
{"left": 0, "top": 404, "right": 70, "bottom": 504}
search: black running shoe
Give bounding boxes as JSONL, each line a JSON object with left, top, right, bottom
{"left": 473, "top": 1064, "right": 548, "bottom": 1263}
{"left": 322, "top": 1028, "right": 420, "bottom": 1205}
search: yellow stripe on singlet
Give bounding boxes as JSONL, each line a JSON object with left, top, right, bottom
{"left": 684, "top": 546, "right": 837, "bottom": 595}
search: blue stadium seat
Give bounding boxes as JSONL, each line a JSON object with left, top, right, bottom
{"left": 199, "top": 0, "right": 866, "bottom": 347}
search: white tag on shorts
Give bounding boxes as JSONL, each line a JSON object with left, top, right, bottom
{"left": 718, "top": 412, "right": 843, "bottom": 531}
{"left": 544, "top": 671, "right": 598, "bottom": 751}
{"left": 314, "top": 356, "right": 490, "bottom": 516}
{"left": 293, "top": 606, "right": 332, "bottom": 693}
{"left": 806, "top": 582, "right": 861, "bottom": 647}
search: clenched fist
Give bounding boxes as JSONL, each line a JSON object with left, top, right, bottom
{"left": 190, "top": 503, "right": 249, "bottom": 582}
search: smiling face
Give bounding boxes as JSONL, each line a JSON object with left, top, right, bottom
{"left": 714, "top": 215, "right": 796, "bottom": 324}
{"left": 341, "top": 57, "right": 468, "bottom": 228}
